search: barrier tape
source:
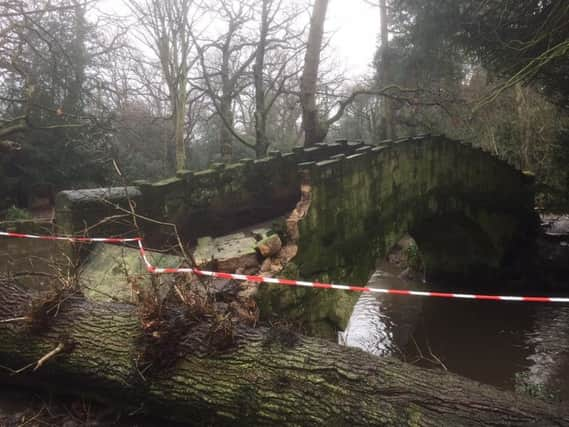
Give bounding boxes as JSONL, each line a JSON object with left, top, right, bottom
{"left": 2, "top": 230, "right": 569, "bottom": 303}
{"left": 0, "top": 231, "right": 141, "bottom": 243}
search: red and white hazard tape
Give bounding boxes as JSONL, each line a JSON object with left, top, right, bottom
{"left": 2, "top": 230, "right": 569, "bottom": 303}
{"left": 0, "top": 231, "right": 141, "bottom": 243}
{"left": 136, "top": 242, "right": 569, "bottom": 303}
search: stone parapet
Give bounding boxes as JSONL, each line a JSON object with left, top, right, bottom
{"left": 53, "top": 141, "right": 370, "bottom": 243}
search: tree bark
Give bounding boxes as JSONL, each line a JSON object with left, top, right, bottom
{"left": 301, "top": 0, "right": 329, "bottom": 146}
{"left": 174, "top": 84, "right": 187, "bottom": 171}
{"left": 219, "top": 92, "right": 234, "bottom": 163}
{"left": 254, "top": 0, "right": 270, "bottom": 159}
{"left": 378, "top": 0, "right": 394, "bottom": 140}
{"left": 0, "top": 281, "right": 568, "bottom": 426}
{"left": 219, "top": 30, "right": 235, "bottom": 163}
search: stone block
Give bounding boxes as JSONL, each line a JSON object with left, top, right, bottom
{"left": 193, "top": 233, "right": 259, "bottom": 272}
{"left": 79, "top": 243, "right": 184, "bottom": 303}
{"left": 256, "top": 234, "right": 282, "bottom": 258}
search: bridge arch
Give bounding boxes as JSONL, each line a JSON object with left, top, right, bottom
{"left": 257, "top": 136, "right": 538, "bottom": 336}
{"left": 295, "top": 136, "right": 537, "bottom": 285}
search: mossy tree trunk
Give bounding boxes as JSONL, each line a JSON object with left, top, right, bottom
{"left": 0, "top": 281, "right": 568, "bottom": 426}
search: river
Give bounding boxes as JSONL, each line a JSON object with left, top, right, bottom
{"left": 340, "top": 260, "right": 569, "bottom": 403}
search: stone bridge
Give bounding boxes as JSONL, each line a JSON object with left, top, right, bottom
{"left": 54, "top": 135, "right": 537, "bottom": 286}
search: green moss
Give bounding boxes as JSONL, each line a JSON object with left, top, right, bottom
{"left": 152, "top": 176, "right": 183, "bottom": 188}
{"left": 283, "top": 136, "right": 537, "bottom": 333}
{"left": 4, "top": 206, "right": 32, "bottom": 220}
{"left": 280, "top": 262, "right": 299, "bottom": 280}
{"left": 405, "top": 404, "right": 423, "bottom": 426}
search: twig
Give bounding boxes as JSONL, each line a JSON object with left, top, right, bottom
{"left": 174, "top": 283, "right": 188, "bottom": 305}
{"left": 11, "top": 271, "right": 59, "bottom": 279}
{"left": 410, "top": 335, "right": 447, "bottom": 371}
{"left": 425, "top": 335, "right": 447, "bottom": 371}
{"left": 128, "top": 402, "right": 145, "bottom": 417}
{"left": 0, "top": 316, "right": 29, "bottom": 324}
{"left": 134, "top": 364, "right": 147, "bottom": 383}
{"left": 18, "top": 406, "right": 46, "bottom": 426}
{"left": 101, "top": 198, "right": 195, "bottom": 263}
{"left": 411, "top": 335, "right": 425, "bottom": 360}
{"left": 0, "top": 361, "right": 35, "bottom": 375}
{"left": 81, "top": 214, "right": 132, "bottom": 235}
{"left": 33, "top": 342, "right": 65, "bottom": 371}
{"left": 112, "top": 159, "right": 140, "bottom": 231}
{"left": 98, "top": 195, "right": 206, "bottom": 283}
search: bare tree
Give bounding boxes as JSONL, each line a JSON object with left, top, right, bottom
{"left": 364, "top": 0, "right": 394, "bottom": 139}
{"left": 0, "top": 0, "right": 125, "bottom": 143}
{"left": 127, "top": 0, "right": 198, "bottom": 172}
{"left": 300, "top": 0, "right": 329, "bottom": 146}
{"left": 253, "top": 0, "right": 305, "bottom": 157}
{"left": 191, "top": 0, "right": 259, "bottom": 162}
{"left": 253, "top": 0, "right": 273, "bottom": 158}
{"left": 378, "top": 0, "right": 394, "bottom": 139}
{"left": 299, "top": 0, "right": 372, "bottom": 145}
{"left": 191, "top": 0, "right": 304, "bottom": 161}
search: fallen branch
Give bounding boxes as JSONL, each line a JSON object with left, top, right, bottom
{"left": 33, "top": 342, "right": 65, "bottom": 372}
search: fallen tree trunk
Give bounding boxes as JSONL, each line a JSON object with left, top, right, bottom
{"left": 0, "top": 281, "right": 568, "bottom": 426}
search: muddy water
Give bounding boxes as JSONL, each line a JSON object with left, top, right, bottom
{"left": 340, "top": 261, "right": 569, "bottom": 402}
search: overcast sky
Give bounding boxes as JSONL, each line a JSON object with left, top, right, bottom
{"left": 97, "top": 0, "right": 380, "bottom": 79}
{"left": 327, "top": 1, "right": 380, "bottom": 78}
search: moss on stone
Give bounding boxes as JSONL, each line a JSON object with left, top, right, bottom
{"left": 287, "top": 136, "right": 537, "bottom": 333}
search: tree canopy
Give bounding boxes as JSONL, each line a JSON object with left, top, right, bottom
{"left": 390, "top": 0, "right": 569, "bottom": 109}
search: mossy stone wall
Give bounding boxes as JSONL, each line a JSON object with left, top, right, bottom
{"left": 261, "top": 136, "right": 537, "bottom": 335}
{"left": 54, "top": 142, "right": 367, "bottom": 243}
{"left": 296, "top": 136, "right": 537, "bottom": 285}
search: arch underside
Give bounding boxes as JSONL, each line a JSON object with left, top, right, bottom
{"left": 297, "top": 190, "right": 536, "bottom": 286}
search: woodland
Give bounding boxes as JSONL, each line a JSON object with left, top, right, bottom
{"left": 0, "top": 0, "right": 568, "bottom": 214}
{"left": 1, "top": 0, "right": 569, "bottom": 425}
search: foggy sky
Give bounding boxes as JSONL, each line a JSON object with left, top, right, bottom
{"left": 97, "top": 0, "right": 380, "bottom": 80}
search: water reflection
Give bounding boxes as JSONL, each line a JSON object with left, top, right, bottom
{"left": 339, "top": 265, "right": 422, "bottom": 357}
{"left": 524, "top": 305, "right": 569, "bottom": 399}
{"left": 338, "top": 292, "right": 395, "bottom": 356}
{"left": 339, "top": 262, "right": 569, "bottom": 402}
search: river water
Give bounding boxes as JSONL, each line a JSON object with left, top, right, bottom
{"left": 339, "top": 261, "right": 569, "bottom": 403}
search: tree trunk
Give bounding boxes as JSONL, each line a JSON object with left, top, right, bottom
{"left": 301, "top": 0, "right": 329, "bottom": 146}
{"left": 219, "top": 93, "right": 234, "bottom": 163}
{"left": 220, "top": 41, "right": 234, "bottom": 163}
{"left": 174, "top": 89, "right": 187, "bottom": 172}
{"left": 1, "top": 281, "right": 568, "bottom": 426}
{"left": 64, "top": 1, "right": 87, "bottom": 116}
{"left": 379, "top": 0, "right": 394, "bottom": 141}
{"left": 254, "top": 0, "right": 270, "bottom": 159}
